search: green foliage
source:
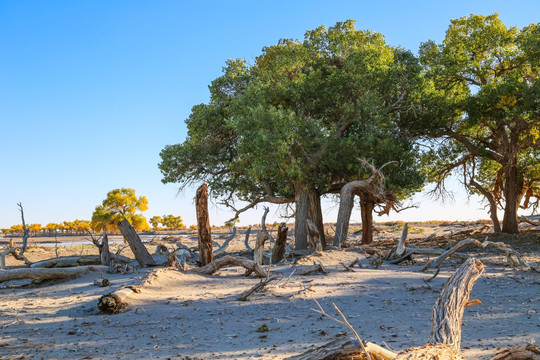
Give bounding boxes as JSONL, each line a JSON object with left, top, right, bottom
{"left": 159, "top": 20, "right": 425, "bottom": 217}
{"left": 416, "top": 14, "right": 540, "bottom": 217}
{"left": 91, "top": 188, "right": 150, "bottom": 232}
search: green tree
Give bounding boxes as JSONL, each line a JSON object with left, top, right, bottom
{"left": 415, "top": 14, "right": 539, "bottom": 233}
{"left": 91, "top": 188, "right": 150, "bottom": 232}
{"left": 161, "top": 215, "right": 184, "bottom": 230}
{"left": 160, "top": 20, "right": 425, "bottom": 248}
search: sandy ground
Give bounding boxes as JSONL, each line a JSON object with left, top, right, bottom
{"left": 0, "top": 224, "right": 538, "bottom": 359}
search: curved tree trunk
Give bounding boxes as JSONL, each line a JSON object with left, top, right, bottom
{"left": 360, "top": 197, "right": 374, "bottom": 245}
{"left": 469, "top": 179, "right": 501, "bottom": 233}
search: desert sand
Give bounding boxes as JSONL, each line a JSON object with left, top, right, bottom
{"left": 0, "top": 224, "right": 538, "bottom": 359}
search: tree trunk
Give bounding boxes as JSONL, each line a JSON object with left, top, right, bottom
{"left": 253, "top": 231, "right": 268, "bottom": 265}
{"left": 307, "top": 189, "right": 326, "bottom": 248}
{"left": 469, "top": 179, "right": 501, "bottom": 233}
{"left": 306, "top": 219, "right": 323, "bottom": 252}
{"left": 360, "top": 197, "right": 374, "bottom": 244}
{"left": 0, "top": 265, "right": 106, "bottom": 283}
{"left": 196, "top": 184, "right": 213, "bottom": 265}
{"left": 117, "top": 220, "right": 156, "bottom": 267}
{"left": 294, "top": 185, "right": 310, "bottom": 250}
{"left": 502, "top": 161, "right": 520, "bottom": 234}
{"left": 429, "top": 258, "right": 484, "bottom": 350}
{"left": 271, "top": 223, "right": 288, "bottom": 264}
{"left": 334, "top": 182, "right": 355, "bottom": 248}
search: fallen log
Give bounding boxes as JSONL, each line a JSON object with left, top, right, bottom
{"left": 189, "top": 255, "right": 267, "bottom": 277}
{"left": 492, "top": 342, "right": 540, "bottom": 360}
{"left": 0, "top": 265, "right": 106, "bottom": 283}
{"left": 98, "top": 286, "right": 140, "bottom": 314}
{"left": 428, "top": 238, "right": 531, "bottom": 270}
{"left": 30, "top": 255, "right": 101, "bottom": 268}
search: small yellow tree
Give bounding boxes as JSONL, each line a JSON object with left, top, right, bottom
{"left": 91, "top": 188, "right": 150, "bottom": 232}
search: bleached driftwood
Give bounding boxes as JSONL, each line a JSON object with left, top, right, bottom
{"left": 88, "top": 231, "right": 112, "bottom": 266}
{"left": 428, "top": 238, "right": 531, "bottom": 270}
{"left": 429, "top": 258, "right": 484, "bottom": 349}
{"left": 298, "top": 261, "right": 327, "bottom": 275}
{"left": 492, "top": 342, "right": 540, "bottom": 360}
{"left": 386, "top": 223, "right": 409, "bottom": 261}
{"left": 0, "top": 265, "right": 106, "bottom": 283}
{"left": 30, "top": 255, "right": 102, "bottom": 268}
{"left": 189, "top": 255, "right": 267, "bottom": 277}
{"left": 98, "top": 286, "right": 140, "bottom": 314}
{"left": 213, "top": 226, "right": 237, "bottom": 256}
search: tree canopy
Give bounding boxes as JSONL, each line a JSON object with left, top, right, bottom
{"left": 91, "top": 188, "right": 150, "bottom": 232}
{"left": 414, "top": 14, "right": 539, "bottom": 233}
{"left": 160, "top": 20, "right": 425, "bottom": 248}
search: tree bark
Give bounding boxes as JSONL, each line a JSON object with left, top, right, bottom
{"left": 307, "top": 189, "right": 326, "bottom": 248}
{"left": 429, "top": 258, "right": 484, "bottom": 350}
{"left": 271, "top": 223, "right": 288, "bottom": 264}
{"left": 0, "top": 265, "right": 106, "bottom": 283}
{"left": 502, "top": 160, "right": 520, "bottom": 234}
{"left": 306, "top": 219, "right": 323, "bottom": 252}
{"left": 334, "top": 182, "right": 355, "bottom": 248}
{"left": 360, "top": 197, "right": 375, "bottom": 244}
{"left": 117, "top": 220, "right": 156, "bottom": 267}
{"left": 29, "top": 255, "right": 101, "bottom": 268}
{"left": 254, "top": 231, "right": 268, "bottom": 265}
{"left": 196, "top": 184, "right": 213, "bottom": 265}
{"left": 294, "top": 185, "right": 310, "bottom": 250}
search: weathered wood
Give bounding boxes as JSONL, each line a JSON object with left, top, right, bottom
{"left": 286, "top": 337, "right": 397, "bottom": 360}
{"left": 429, "top": 238, "right": 531, "bottom": 270}
{"left": 0, "top": 265, "right": 106, "bottom": 283}
{"left": 17, "top": 203, "right": 30, "bottom": 259}
{"left": 30, "top": 255, "right": 101, "bottom": 268}
{"left": 306, "top": 219, "right": 322, "bottom": 252}
{"left": 429, "top": 258, "right": 484, "bottom": 350}
{"left": 100, "top": 233, "right": 112, "bottom": 266}
{"left": 244, "top": 226, "right": 253, "bottom": 252}
{"left": 271, "top": 223, "right": 288, "bottom": 264}
{"left": 261, "top": 207, "right": 275, "bottom": 243}
{"left": 189, "top": 255, "right": 267, "bottom": 277}
{"left": 213, "top": 227, "right": 236, "bottom": 256}
{"left": 98, "top": 286, "right": 139, "bottom": 314}
{"left": 254, "top": 232, "right": 268, "bottom": 265}
{"left": 386, "top": 223, "right": 409, "bottom": 262}
{"left": 492, "top": 343, "right": 540, "bottom": 360}
{"left": 93, "top": 278, "right": 110, "bottom": 287}
{"left": 238, "top": 276, "right": 277, "bottom": 301}
{"left": 117, "top": 220, "right": 156, "bottom": 267}
{"left": 298, "top": 261, "right": 327, "bottom": 275}
{"left": 196, "top": 184, "right": 213, "bottom": 265}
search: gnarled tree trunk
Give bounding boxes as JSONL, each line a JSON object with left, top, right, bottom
{"left": 271, "top": 223, "right": 288, "bottom": 264}
{"left": 360, "top": 197, "right": 375, "bottom": 244}
{"left": 294, "top": 185, "right": 325, "bottom": 250}
{"left": 196, "top": 184, "right": 213, "bottom": 265}
{"left": 501, "top": 156, "right": 521, "bottom": 234}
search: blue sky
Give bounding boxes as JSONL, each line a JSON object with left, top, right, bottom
{"left": 1, "top": 0, "right": 538, "bottom": 228}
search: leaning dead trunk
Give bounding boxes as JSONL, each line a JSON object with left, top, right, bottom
{"left": 196, "top": 184, "right": 213, "bottom": 265}
{"left": 117, "top": 220, "right": 156, "bottom": 268}
{"left": 469, "top": 179, "right": 501, "bottom": 233}
{"left": 429, "top": 258, "right": 484, "bottom": 349}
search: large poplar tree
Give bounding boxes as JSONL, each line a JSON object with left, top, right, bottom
{"left": 415, "top": 14, "right": 539, "bottom": 233}
{"left": 160, "top": 20, "right": 424, "bottom": 248}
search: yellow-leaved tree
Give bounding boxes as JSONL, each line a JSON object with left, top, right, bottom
{"left": 91, "top": 188, "right": 150, "bottom": 232}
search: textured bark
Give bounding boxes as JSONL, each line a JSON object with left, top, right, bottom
{"left": 100, "top": 233, "right": 112, "bottom": 266}
{"left": 286, "top": 338, "right": 397, "bottom": 360}
{"left": 360, "top": 197, "right": 375, "bottom": 244}
{"left": 98, "top": 286, "right": 139, "bottom": 314}
{"left": 254, "top": 231, "right": 268, "bottom": 265}
{"left": 0, "top": 265, "right": 106, "bottom": 283}
{"left": 492, "top": 343, "right": 540, "bottom": 360}
{"left": 213, "top": 227, "right": 236, "bottom": 256}
{"left": 502, "top": 159, "right": 521, "bottom": 234}
{"left": 117, "top": 220, "right": 156, "bottom": 267}
{"left": 334, "top": 183, "right": 355, "bottom": 248}
{"left": 189, "top": 255, "right": 267, "bottom": 277}
{"left": 307, "top": 189, "right": 326, "bottom": 248}
{"left": 30, "top": 255, "right": 101, "bottom": 268}
{"left": 429, "top": 258, "right": 484, "bottom": 350}
{"left": 271, "top": 223, "right": 288, "bottom": 264}
{"left": 196, "top": 184, "right": 213, "bottom": 265}
{"left": 294, "top": 185, "right": 310, "bottom": 250}
{"left": 306, "top": 219, "right": 322, "bottom": 252}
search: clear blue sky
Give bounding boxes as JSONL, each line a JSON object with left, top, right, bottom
{"left": 1, "top": 0, "right": 538, "bottom": 228}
